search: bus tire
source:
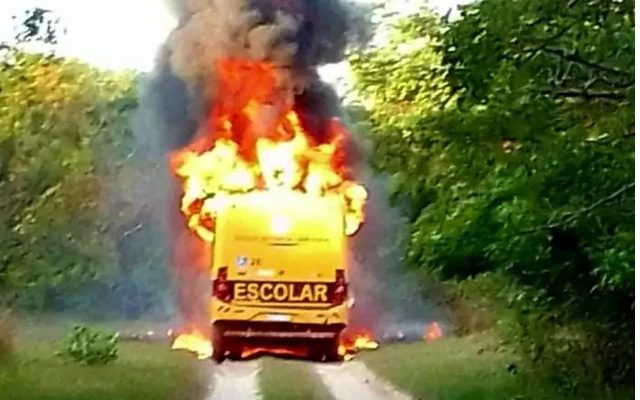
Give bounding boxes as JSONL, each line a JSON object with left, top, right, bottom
{"left": 212, "top": 325, "right": 225, "bottom": 363}
{"left": 324, "top": 336, "right": 341, "bottom": 362}
{"left": 309, "top": 342, "right": 325, "bottom": 362}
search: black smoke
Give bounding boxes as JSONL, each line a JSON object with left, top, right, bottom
{"left": 134, "top": 0, "right": 374, "bottom": 156}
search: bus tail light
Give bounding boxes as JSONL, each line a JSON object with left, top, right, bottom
{"left": 331, "top": 269, "right": 347, "bottom": 306}
{"left": 213, "top": 267, "right": 231, "bottom": 302}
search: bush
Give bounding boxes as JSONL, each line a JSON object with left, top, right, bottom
{"left": 57, "top": 325, "right": 119, "bottom": 365}
{"left": 442, "top": 273, "right": 511, "bottom": 336}
{"left": 445, "top": 273, "right": 633, "bottom": 397}
{"left": 350, "top": 0, "right": 634, "bottom": 393}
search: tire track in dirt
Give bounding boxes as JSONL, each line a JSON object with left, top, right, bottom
{"left": 205, "top": 360, "right": 261, "bottom": 400}
{"left": 314, "top": 361, "right": 413, "bottom": 400}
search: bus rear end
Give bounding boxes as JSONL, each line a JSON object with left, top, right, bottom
{"left": 210, "top": 191, "right": 348, "bottom": 362}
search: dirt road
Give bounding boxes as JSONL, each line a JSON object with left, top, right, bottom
{"left": 315, "top": 361, "right": 413, "bottom": 400}
{"left": 203, "top": 358, "right": 412, "bottom": 400}
{"left": 205, "top": 361, "right": 261, "bottom": 400}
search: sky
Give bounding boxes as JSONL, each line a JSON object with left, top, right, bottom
{"left": 0, "top": 0, "right": 176, "bottom": 71}
{"left": 0, "top": 0, "right": 470, "bottom": 72}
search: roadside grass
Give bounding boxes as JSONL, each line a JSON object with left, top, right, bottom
{"left": 361, "top": 332, "right": 563, "bottom": 400}
{"left": 15, "top": 314, "right": 174, "bottom": 340}
{"left": 0, "top": 316, "right": 208, "bottom": 400}
{"left": 259, "top": 357, "right": 333, "bottom": 400}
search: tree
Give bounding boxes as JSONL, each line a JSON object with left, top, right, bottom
{"left": 350, "top": 0, "right": 634, "bottom": 393}
{"left": 0, "top": 10, "right": 172, "bottom": 318}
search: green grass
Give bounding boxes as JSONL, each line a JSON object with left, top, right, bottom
{"left": 361, "top": 333, "right": 563, "bottom": 400}
{"left": 0, "top": 317, "right": 208, "bottom": 400}
{"left": 15, "top": 314, "right": 174, "bottom": 340}
{"left": 259, "top": 357, "right": 333, "bottom": 400}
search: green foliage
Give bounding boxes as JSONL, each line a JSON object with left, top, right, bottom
{"left": 0, "top": 12, "right": 172, "bottom": 318}
{"left": 350, "top": 0, "right": 634, "bottom": 394}
{"left": 13, "top": 8, "right": 61, "bottom": 46}
{"left": 0, "top": 51, "right": 111, "bottom": 305}
{"left": 0, "top": 319, "right": 207, "bottom": 400}
{"left": 0, "top": 48, "right": 139, "bottom": 309}
{"left": 0, "top": 310, "right": 15, "bottom": 360}
{"left": 57, "top": 325, "right": 119, "bottom": 365}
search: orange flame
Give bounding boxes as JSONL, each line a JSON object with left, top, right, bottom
{"left": 339, "top": 332, "right": 379, "bottom": 360}
{"left": 170, "top": 59, "right": 367, "bottom": 243}
{"left": 171, "top": 330, "right": 213, "bottom": 360}
{"left": 424, "top": 322, "right": 443, "bottom": 342}
{"left": 170, "top": 60, "right": 369, "bottom": 360}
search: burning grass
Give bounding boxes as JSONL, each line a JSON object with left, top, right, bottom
{"left": 170, "top": 329, "right": 212, "bottom": 360}
{"left": 338, "top": 332, "right": 379, "bottom": 361}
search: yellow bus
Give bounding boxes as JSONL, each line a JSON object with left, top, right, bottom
{"left": 210, "top": 190, "right": 348, "bottom": 362}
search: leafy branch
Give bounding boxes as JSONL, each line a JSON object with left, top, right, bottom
{"left": 540, "top": 87, "right": 628, "bottom": 101}
{"left": 523, "top": 182, "right": 635, "bottom": 233}
{"left": 541, "top": 46, "right": 633, "bottom": 80}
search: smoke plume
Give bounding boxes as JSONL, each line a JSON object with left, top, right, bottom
{"left": 135, "top": 0, "right": 363, "bottom": 154}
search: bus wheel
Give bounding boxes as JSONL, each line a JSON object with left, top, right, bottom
{"left": 324, "top": 336, "right": 341, "bottom": 362}
{"left": 212, "top": 325, "right": 225, "bottom": 364}
{"left": 309, "top": 342, "right": 325, "bottom": 362}
{"left": 226, "top": 339, "right": 243, "bottom": 361}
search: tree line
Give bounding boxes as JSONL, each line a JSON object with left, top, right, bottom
{"left": 349, "top": 0, "right": 634, "bottom": 395}
{"left": 0, "top": 9, "right": 172, "bottom": 318}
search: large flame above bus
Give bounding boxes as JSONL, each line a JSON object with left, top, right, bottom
{"left": 170, "top": 59, "right": 367, "bottom": 243}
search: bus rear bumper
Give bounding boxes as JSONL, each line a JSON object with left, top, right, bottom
{"left": 218, "top": 321, "right": 345, "bottom": 340}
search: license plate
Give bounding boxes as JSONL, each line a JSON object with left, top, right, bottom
{"left": 267, "top": 314, "right": 291, "bottom": 322}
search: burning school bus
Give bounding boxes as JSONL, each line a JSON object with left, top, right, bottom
{"left": 170, "top": 60, "right": 367, "bottom": 362}
{"left": 210, "top": 190, "right": 351, "bottom": 361}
